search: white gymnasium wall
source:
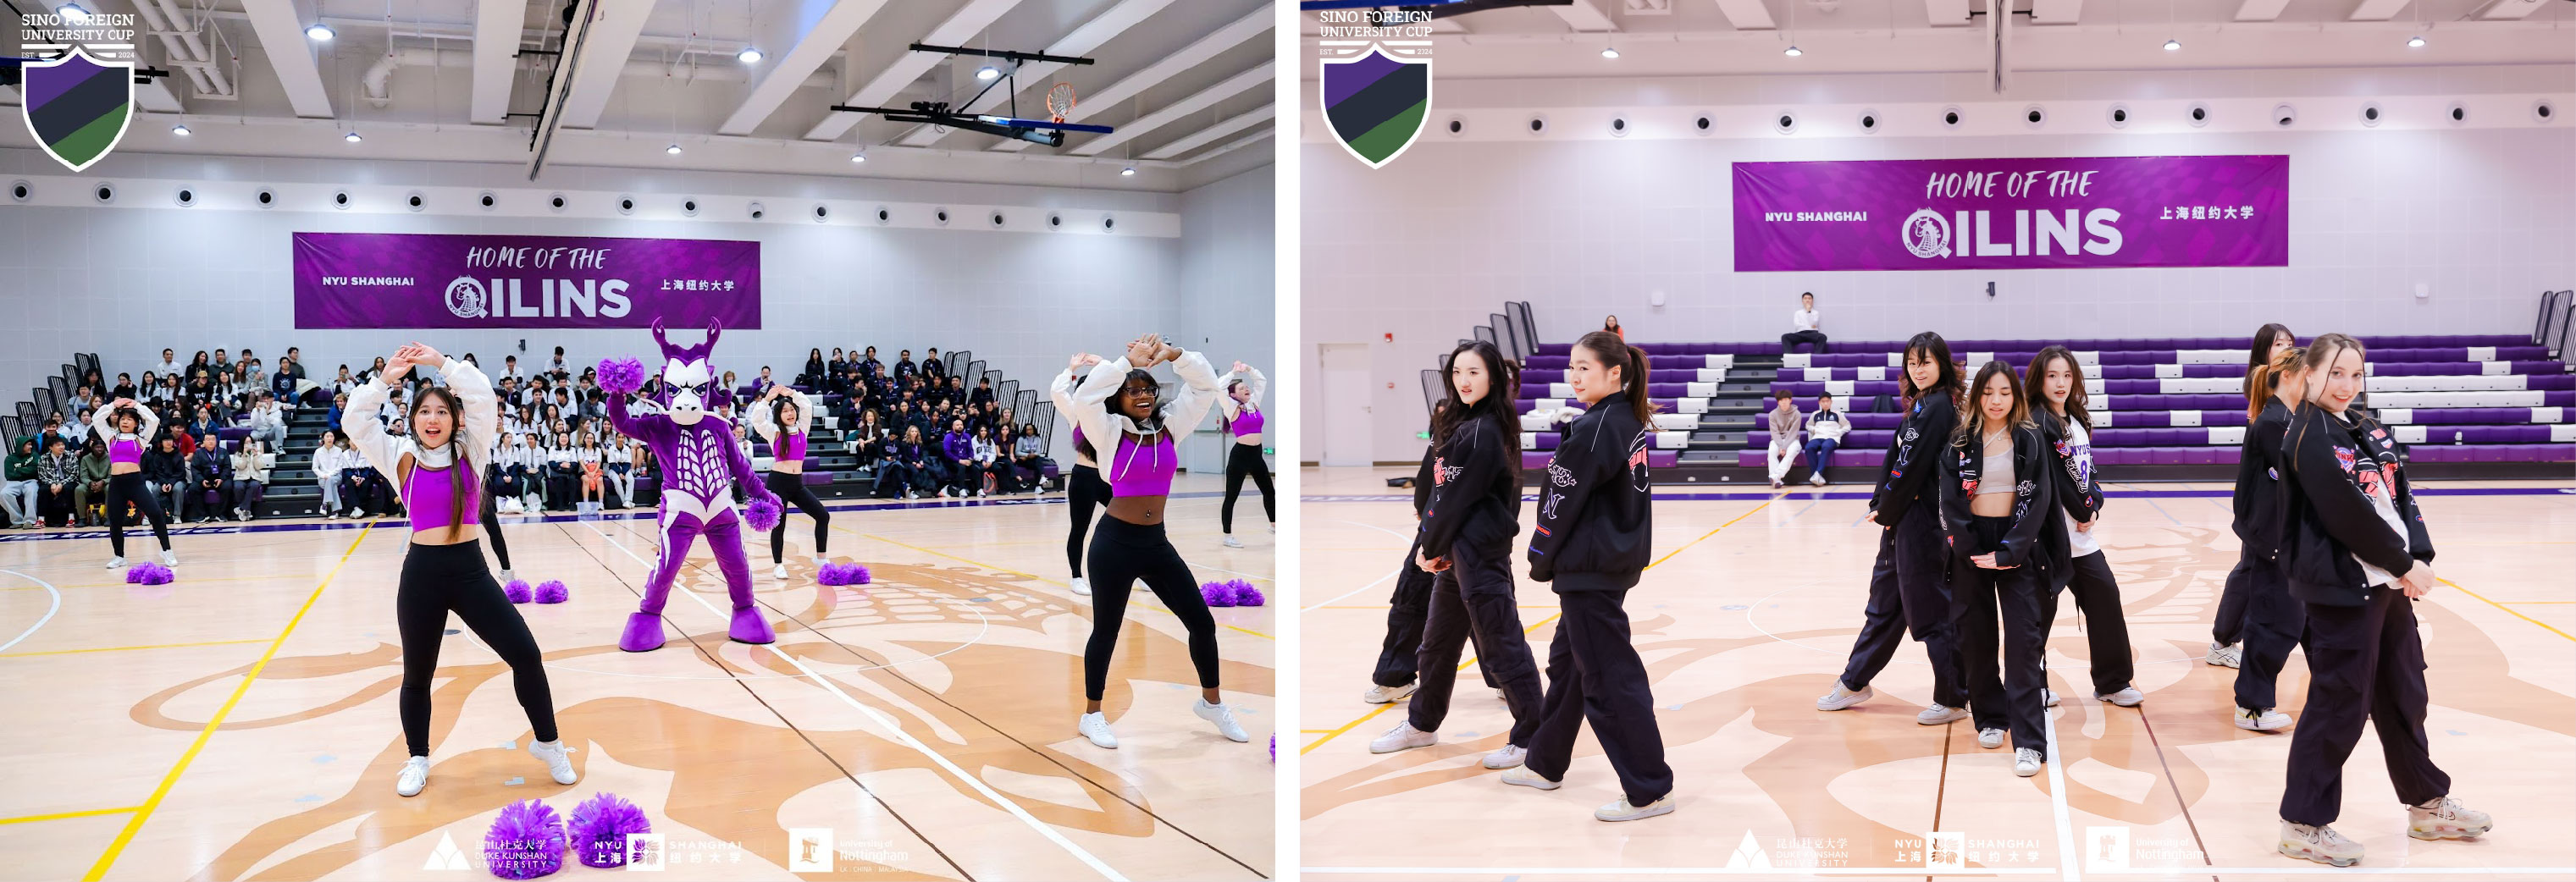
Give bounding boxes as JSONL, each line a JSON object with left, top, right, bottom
{"left": 0, "top": 148, "right": 1273, "bottom": 463}
{"left": 1177, "top": 164, "right": 1279, "bottom": 428}
{"left": 1300, "top": 64, "right": 2576, "bottom": 461}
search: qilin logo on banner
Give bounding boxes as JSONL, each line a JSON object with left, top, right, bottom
{"left": 16, "top": 11, "right": 143, "bottom": 173}
{"left": 1313, "top": 5, "right": 1433, "bottom": 169}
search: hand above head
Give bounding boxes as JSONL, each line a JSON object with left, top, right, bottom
{"left": 1125, "top": 335, "right": 1162, "bottom": 367}
{"left": 1069, "top": 352, "right": 1092, "bottom": 370}
{"left": 1231, "top": 361, "right": 1249, "bottom": 374}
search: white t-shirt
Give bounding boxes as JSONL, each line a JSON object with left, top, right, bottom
{"left": 2340, "top": 414, "right": 2411, "bottom": 587}
{"left": 2058, "top": 421, "right": 2101, "bottom": 559}
{"left": 1792, "top": 308, "right": 1820, "bottom": 332}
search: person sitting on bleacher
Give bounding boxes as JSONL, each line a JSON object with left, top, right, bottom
{"left": 1011, "top": 422, "right": 1045, "bottom": 492}
{"left": 247, "top": 391, "right": 287, "bottom": 451}
{"left": 143, "top": 436, "right": 186, "bottom": 519}
{"left": 894, "top": 350, "right": 919, "bottom": 384}
{"left": 1765, "top": 389, "right": 1807, "bottom": 489}
{"left": 230, "top": 438, "right": 274, "bottom": 521}
{"left": 924, "top": 348, "right": 948, "bottom": 386}
{"left": 187, "top": 433, "right": 231, "bottom": 523}
{"left": 1804, "top": 392, "right": 1850, "bottom": 488}
{"left": 35, "top": 438, "right": 80, "bottom": 528}
{"left": 77, "top": 438, "right": 110, "bottom": 527}
{"left": 3, "top": 436, "right": 40, "bottom": 529}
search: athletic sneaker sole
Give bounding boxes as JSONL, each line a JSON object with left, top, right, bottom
{"left": 2278, "top": 843, "right": 2361, "bottom": 867}
{"left": 2407, "top": 824, "right": 2490, "bottom": 841}
{"left": 1500, "top": 772, "right": 1561, "bottom": 791}
{"left": 1363, "top": 685, "right": 1418, "bottom": 704}
{"left": 1815, "top": 686, "right": 1872, "bottom": 711}
{"left": 1596, "top": 800, "right": 1676, "bottom": 822}
{"left": 1369, "top": 739, "right": 1435, "bottom": 754}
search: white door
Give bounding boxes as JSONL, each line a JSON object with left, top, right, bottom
{"left": 1319, "top": 344, "right": 1372, "bottom": 466}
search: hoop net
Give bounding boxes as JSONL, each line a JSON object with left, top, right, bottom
{"left": 1046, "top": 84, "right": 1076, "bottom": 124}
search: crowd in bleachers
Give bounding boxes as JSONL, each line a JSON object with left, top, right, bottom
{"left": 789, "top": 345, "right": 1049, "bottom": 499}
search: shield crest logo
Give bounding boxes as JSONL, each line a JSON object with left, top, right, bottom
{"left": 19, "top": 47, "right": 135, "bottom": 173}
{"left": 1319, "top": 44, "right": 1429, "bottom": 169}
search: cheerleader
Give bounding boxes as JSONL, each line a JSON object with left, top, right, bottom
{"left": 1817, "top": 333, "right": 1970, "bottom": 724}
{"left": 2023, "top": 347, "right": 2141, "bottom": 707}
{"left": 2230, "top": 345, "right": 2309, "bottom": 732}
{"left": 2274, "top": 334, "right": 2487, "bottom": 866}
{"left": 1941, "top": 361, "right": 2069, "bottom": 778}
{"left": 2214, "top": 322, "right": 2299, "bottom": 668}
{"left": 1501, "top": 330, "right": 1676, "bottom": 822}
{"left": 1066, "top": 334, "right": 1247, "bottom": 748}
{"left": 344, "top": 343, "right": 574, "bottom": 797}
{"left": 87, "top": 400, "right": 176, "bottom": 568}
{"left": 1052, "top": 353, "right": 1115, "bottom": 597}
{"left": 749, "top": 385, "right": 832, "bottom": 579}
{"left": 1369, "top": 340, "right": 1545, "bottom": 770}
{"left": 1216, "top": 362, "right": 1274, "bottom": 548}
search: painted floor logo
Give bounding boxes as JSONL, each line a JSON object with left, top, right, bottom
{"left": 15, "top": 12, "right": 142, "bottom": 173}
{"left": 1313, "top": 5, "right": 1434, "bottom": 169}
{"left": 787, "top": 828, "right": 835, "bottom": 873}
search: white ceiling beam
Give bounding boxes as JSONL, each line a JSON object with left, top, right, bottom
{"left": 992, "top": 7, "right": 1269, "bottom": 152}
{"left": 1711, "top": 0, "right": 1776, "bottom": 30}
{"left": 2477, "top": 0, "right": 2549, "bottom": 19}
{"left": 717, "top": 0, "right": 897, "bottom": 136}
{"left": 896, "top": 0, "right": 1180, "bottom": 146}
{"left": 555, "top": 1, "right": 659, "bottom": 130}
{"left": 1070, "top": 63, "right": 1271, "bottom": 156}
{"left": 239, "top": 0, "right": 333, "bottom": 118}
{"left": 1142, "top": 103, "right": 1273, "bottom": 160}
{"left": 1924, "top": 0, "right": 1974, "bottom": 26}
{"left": 2030, "top": 0, "right": 2084, "bottom": 24}
{"left": 804, "top": 0, "right": 1035, "bottom": 141}
{"left": 468, "top": 0, "right": 521, "bottom": 124}
{"left": 1552, "top": 0, "right": 1620, "bottom": 31}
{"left": 2232, "top": 0, "right": 2292, "bottom": 20}
{"left": 2348, "top": 0, "right": 2413, "bottom": 20}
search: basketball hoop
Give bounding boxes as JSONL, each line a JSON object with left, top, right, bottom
{"left": 1046, "top": 84, "right": 1076, "bottom": 124}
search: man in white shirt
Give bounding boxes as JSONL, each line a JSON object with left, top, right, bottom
{"left": 153, "top": 348, "right": 182, "bottom": 378}
{"left": 1783, "top": 291, "right": 1827, "bottom": 355}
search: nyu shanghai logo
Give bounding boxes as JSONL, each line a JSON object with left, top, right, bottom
{"left": 19, "top": 46, "right": 135, "bottom": 173}
{"left": 1901, "top": 209, "right": 1953, "bottom": 259}
{"left": 1314, "top": 7, "right": 1434, "bottom": 169}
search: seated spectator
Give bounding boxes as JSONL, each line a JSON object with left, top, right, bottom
{"left": 144, "top": 436, "right": 186, "bottom": 519}
{"left": 340, "top": 440, "right": 388, "bottom": 517}
{"left": 78, "top": 438, "right": 109, "bottom": 527}
{"left": 152, "top": 348, "right": 181, "bottom": 378}
{"left": 313, "top": 430, "right": 347, "bottom": 519}
{"left": 247, "top": 391, "right": 287, "bottom": 450}
{"left": 1011, "top": 422, "right": 1045, "bottom": 493}
{"left": 36, "top": 437, "right": 80, "bottom": 528}
{"left": 188, "top": 433, "right": 231, "bottom": 523}
{"left": 230, "top": 438, "right": 274, "bottom": 521}
{"left": 3, "top": 435, "right": 40, "bottom": 529}
{"left": 1803, "top": 391, "right": 1849, "bottom": 487}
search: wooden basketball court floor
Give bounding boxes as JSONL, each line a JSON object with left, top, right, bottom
{"left": 1297, "top": 466, "right": 2576, "bottom": 881}
{"left": 0, "top": 474, "right": 1274, "bottom": 882}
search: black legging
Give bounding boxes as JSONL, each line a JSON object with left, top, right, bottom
{"left": 104, "top": 471, "right": 171, "bottom": 558}
{"left": 765, "top": 471, "right": 831, "bottom": 564}
{"left": 1081, "top": 515, "right": 1220, "bottom": 701}
{"left": 478, "top": 482, "right": 512, "bottom": 572}
{"left": 1220, "top": 442, "right": 1273, "bottom": 534}
{"left": 398, "top": 539, "right": 556, "bottom": 757}
{"left": 1064, "top": 462, "right": 1111, "bottom": 578}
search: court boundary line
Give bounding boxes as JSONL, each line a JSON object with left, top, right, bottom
{"left": 0, "top": 637, "right": 270, "bottom": 659}
{"left": 0, "top": 567, "right": 64, "bottom": 653}
{"left": 2041, "top": 698, "right": 2080, "bottom": 882}
{"left": 0, "top": 806, "right": 139, "bottom": 825}
{"left": 80, "top": 521, "right": 377, "bottom": 881}
{"left": 2440, "top": 577, "right": 2575, "bottom": 642}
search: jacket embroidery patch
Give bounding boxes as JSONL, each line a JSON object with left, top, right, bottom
{"left": 2334, "top": 446, "right": 2357, "bottom": 474}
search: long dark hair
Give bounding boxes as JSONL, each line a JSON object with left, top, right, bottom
{"left": 2245, "top": 322, "right": 2295, "bottom": 407}
{"left": 2022, "top": 345, "right": 2090, "bottom": 431}
{"left": 1955, "top": 360, "right": 2032, "bottom": 446}
{"left": 406, "top": 385, "right": 478, "bottom": 543}
{"left": 1899, "top": 331, "right": 1962, "bottom": 406}
{"left": 1573, "top": 330, "right": 1656, "bottom": 426}
{"left": 1431, "top": 340, "right": 1521, "bottom": 460}
{"left": 771, "top": 395, "right": 801, "bottom": 435}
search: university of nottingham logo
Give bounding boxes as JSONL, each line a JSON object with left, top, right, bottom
{"left": 20, "top": 46, "right": 135, "bottom": 173}
{"left": 1318, "top": 43, "right": 1429, "bottom": 169}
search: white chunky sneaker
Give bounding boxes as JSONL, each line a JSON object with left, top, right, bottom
{"left": 2279, "top": 821, "right": 2363, "bottom": 867}
{"left": 1369, "top": 722, "right": 1437, "bottom": 754}
{"left": 160, "top": 549, "right": 177, "bottom": 566}
{"left": 395, "top": 756, "right": 431, "bottom": 797}
{"left": 2013, "top": 747, "right": 2044, "bottom": 777}
{"left": 1482, "top": 744, "right": 1528, "bottom": 769}
{"left": 1078, "top": 711, "right": 1119, "bottom": 749}
{"left": 527, "top": 739, "right": 578, "bottom": 785}
{"left": 773, "top": 563, "right": 789, "bottom": 581}
{"left": 2236, "top": 705, "right": 2294, "bottom": 732}
{"left": 1596, "top": 796, "right": 1676, "bottom": 822}
{"left": 2208, "top": 642, "right": 2243, "bottom": 668}
{"left": 2097, "top": 686, "right": 2145, "bottom": 707}
{"left": 2407, "top": 796, "right": 2491, "bottom": 841}
{"left": 1363, "top": 682, "right": 1418, "bottom": 704}
{"left": 1916, "top": 704, "right": 1969, "bottom": 725}
{"left": 105, "top": 555, "right": 127, "bottom": 569}
{"left": 1816, "top": 683, "right": 1873, "bottom": 711}
{"left": 1501, "top": 769, "right": 1562, "bottom": 791}
{"left": 1977, "top": 728, "right": 2007, "bottom": 749}
{"left": 1070, "top": 576, "right": 1092, "bottom": 597}
{"left": 1222, "top": 535, "right": 1244, "bottom": 548}
{"left": 1194, "top": 698, "right": 1250, "bottom": 742}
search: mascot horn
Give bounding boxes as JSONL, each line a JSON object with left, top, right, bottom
{"left": 601, "top": 317, "right": 783, "bottom": 652}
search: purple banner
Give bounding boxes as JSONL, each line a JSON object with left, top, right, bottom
{"left": 1732, "top": 155, "right": 2287, "bottom": 272}
{"left": 292, "top": 233, "right": 760, "bottom": 328}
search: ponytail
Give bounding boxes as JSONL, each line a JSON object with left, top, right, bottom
{"left": 1574, "top": 330, "right": 1658, "bottom": 426}
{"left": 2246, "top": 345, "right": 2307, "bottom": 424}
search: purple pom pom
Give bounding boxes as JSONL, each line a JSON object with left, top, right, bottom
{"left": 1201, "top": 581, "right": 1236, "bottom": 608}
{"left": 124, "top": 562, "right": 174, "bottom": 585}
{"left": 596, "top": 357, "right": 645, "bottom": 394}
{"left": 534, "top": 580, "right": 569, "bottom": 604}
{"left": 818, "top": 562, "right": 874, "bottom": 587}
{"left": 504, "top": 580, "right": 533, "bottom": 604}
{"left": 567, "top": 792, "right": 652, "bottom": 868}
{"left": 484, "top": 798, "right": 567, "bottom": 879}
{"left": 744, "top": 496, "right": 782, "bottom": 532}
{"left": 1230, "top": 580, "right": 1265, "bottom": 607}
{"left": 850, "top": 565, "right": 871, "bottom": 585}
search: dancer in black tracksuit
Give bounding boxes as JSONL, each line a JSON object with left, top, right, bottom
{"left": 1505, "top": 330, "right": 1675, "bottom": 823}
{"left": 2024, "top": 346, "right": 2140, "bottom": 708}
{"left": 2214, "top": 322, "right": 2299, "bottom": 667}
{"left": 1940, "top": 361, "right": 2070, "bottom": 778}
{"left": 1818, "top": 333, "right": 1970, "bottom": 724}
{"left": 1365, "top": 411, "right": 1500, "bottom": 703}
{"left": 2271, "top": 334, "right": 2489, "bottom": 868}
{"left": 1369, "top": 340, "right": 1545, "bottom": 769}
{"left": 2227, "top": 345, "right": 2308, "bottom": 732}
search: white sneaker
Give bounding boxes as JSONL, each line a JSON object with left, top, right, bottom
{"left": 2044, "top": 688, "right": 2060, "bottom": 708}
{"left": 1501, "top": 769, "right": 1561, "bottom": 791}
{"left": 527, "top": 739, "right": 578, "bottom": 785}
{"left": 1810, "top": 473, "right": 1827, "bottom": 486}
{"left": 497, "top": 569, "right": 515, "bottom": 586}
{"left": 1977, "top": 727, "right": 2006, "bottom": 749}
{"left": 1596, "top": 796, "right": 1676, "bottom": 822}
{"left": 1816, "top": 683, "right": 1872, "bottom": 711}
{"left": 327, "top": 510, "right": 340, "bottom": 520}
{"left": 773, "top": 563, "right": 789, "bottom": 581}
{"left": 1222, "top": 535, "right": 1244, "bottom": 548}
{"left": 2279, "top": 821, "right": 2363, "bottom": 867}
{"left": 1482, "top": 744, "right": 1527, "bottom": 769}
{"left": 1363, "top": 682, "right": 1418, "bottom": 704}
{"left": 395, "top": 755, "right": 431, "bottom": 797}
{"left": 2097, "top": 686, "right": 2145, "bottom": 707}
{"left": 348, "top": 507, "right": 366, "bottom": 518}
{"left": 1369, "top": 721, "right": 1437, "bottom": 754}
{"left": 1078, "top": 711, "right": 1119, "bottom": 749}
{"left": 160, "top": 549, "right": 177, "bottom": 566}
{"left": 1916, "top": 704, "right": 1968, "bottom": 725}
{"left": 2208, "top": 641, "right": 2243, "bottom": 668}
{"left": 1194, "top": 698, "right": 1250, "bottom": 742}
{"left": 1070, "top": 576, "right": 1092, "bottom": 597}
{"left": 105, "top": 556, "right": 127, "bottom": 569}
{"left": 235, "top": 507, "right": 249, "bottom": 521}
{"left": 2407, "top": 796, "right": 2492, "bottom": 841}
{"left": 2014, "top": 747, "right": 2043, "bottom": 777}
{"left": 2236, "top": 705, "right": 2294, "bottom": 732}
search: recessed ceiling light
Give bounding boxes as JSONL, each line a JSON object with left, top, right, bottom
{"left": 2163, "top": 38, "right": 2181, "bottom": 52}
{"left": 849, "top": 152, "right": 866, "bottom": 163}
{"left": 170, "top": 124, "right": 191, "bottom": 136}
{"left": 344, "top": 131, "right": 362, "bottom": 143}
{"left": 1120, "top": 166, "right": 1136, "bottom": 177}
{"left": 307, "top": 23, "right": 334, "bottom": 41}
{"left": 976, "top": 65, "right": 1000, "bottom": 81}
{"left": 1783, "top": 45, "right": 1803, "bottom": 58}
{"left": 737, "top": 47, "right": 763, "bottom": 63}
{"left": 666, "top": 144, "right": 683, "bottom": 155}
{"left": 1600, "top": 46, "right": 1619, "bottom": 59}
{"left": 2407, "top": 35, "right": 2425, "bottom": 48}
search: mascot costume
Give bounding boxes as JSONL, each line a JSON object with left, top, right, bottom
{"left": 599, "top": 318, "right": 784, "bottom": 653}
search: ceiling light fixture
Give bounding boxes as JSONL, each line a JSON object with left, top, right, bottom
{"left": 58, "top": 3, "right": 91, "bottom": 24}
{"left": 170, "top": 124, "right": 191, "bottom": 136}
{"left": 666, "top": 144, "right": 683, "bottom": 155}
{"left": 737, "top": 47, "right": 763, "bottom": 63}
{"left": 344, "top": 131, "right": 362, "bottom": 143}
{"left": 2163, "top": 38, "right": 2181, "bottom": 52}
{"left": 1600, "top": 46, "right": 1619, "bottom": 59}
{"left": 849, "top": 152, "right": 866, "bottom": 163}
{"left": 1784, "top": 45, "right": 1803, "bottom": 58}
{"left": 976, "top": 65, "right": 1000, "bottom": 81}
{"left": 2407, "top": 34, "right": 2425, "bottom": 48}
{"left": 307, "top": 23, "right": 334, "bottom": 41}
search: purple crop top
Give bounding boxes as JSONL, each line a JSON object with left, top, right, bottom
{"left": 404, "top": 460, "right": 484, "bottom": 533}
{"left": 1106, "top": 433, "right": 1176, "bottom": 497}
{"left": 776, "top": 431, "right": 806, "bottom": 462}
{"left": 1230, "top": 408, "right": 1264, "bottom": 438}
{"left": 109, "top": 436, "right": 144, "bottom": 465}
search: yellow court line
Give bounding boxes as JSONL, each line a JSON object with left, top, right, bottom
{"left": 1302, "top": 611, "right": 1563, "bottom": 756}
{"left": 0, "top": 807, "right": 139, "bottom": 825}
{"left": 0, "top": 637, "right": 271, "bottom": 659}
{"left": 2498, "top": 601, "right": 2576, "bottom": 604}
{"left": 2442, "top": 577, "right": 2575, "bottom": 642}
{"left": 83, "top": 521, "right": 376, "bottom": 882}
{"left": 854, "top": 529, "right": 1276, "bottom": 640}
{"left": 1644, "top": 494, "right": 1779, "bottom": 571}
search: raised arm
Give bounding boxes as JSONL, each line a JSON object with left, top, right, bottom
{"left": 432, "top": 353, "right": 499, "bottom": 469}
{"left": 1069, "top": 355, "right": 1126, "bottom": 452}
{"left": 1159, "top": 350, "right": 1224, "bottom": 435}
{"left": 344, "top": 374, "right": 401, "bottom": 482}
{"left": 1218, "top": 365, "right": 1267, "bottom": 421}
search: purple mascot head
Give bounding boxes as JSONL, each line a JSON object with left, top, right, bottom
{"left": 650, "top": 317, "right": 732, "bottom": 425}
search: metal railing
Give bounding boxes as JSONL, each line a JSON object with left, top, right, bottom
{"left": 2537, "top": 289, "right": 2573, "bottom": 361}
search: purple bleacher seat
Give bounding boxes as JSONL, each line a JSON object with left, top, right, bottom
{"left": 1647, "top": 383, "right": 1690, "bottom": 397}
{"left": 1533, "top": 433, "right": 1561, "bottom": 450}
{"left": 802, "top": 471, "right": 835, "bottom": 484}
{"left": 1522, "top": 451, "right": 1550, "bottom": 470}
{"left": 1735, "top": 450, "right": 1764, "bottom": 468}
{"left": 1649, "top": 451, "right": 1680, "bottom": 469}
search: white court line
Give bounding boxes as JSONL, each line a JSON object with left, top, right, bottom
{"left": 582, "top": 521, "right": 1127, "bottom": 881}
{"left": 1305, "top": 867, "right": 2065, "bottom": 875}
{"left": 0, "top": 569, "right": 64, "bottom": 653}
{"left": 1303, "top": 517, "right": 1413, "bottom": 609}
{"left": 2042, "top": 699, "right": 2080, "bottom": 882}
